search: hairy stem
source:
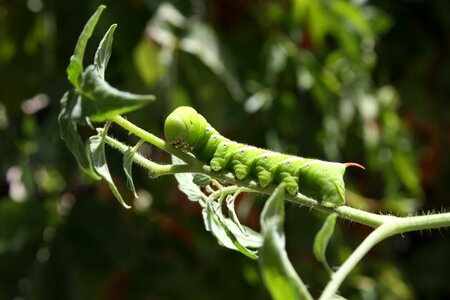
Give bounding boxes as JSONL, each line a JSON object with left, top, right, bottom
{"left": 391, "top": 212, "right": 450, "bottom": 233}
{"left": 104, "top": 135, "right": 192, "bottom": 176}
{"left": 103, "top": 134, "right": 386, "bottom": 227}
{"left": 103, "top": 133, "right": 450, "bottom": 233}
{"left": 104, "top": 128, "right": 450, "bottom": 298}
{"left": 111, "top": 115, "right": 198, "bottom": 166}
{"left": 320, "top": 212, "right": 450, "bottom": 299}
{"left": 319, "top": 224, "right": 395, "bottom": 300}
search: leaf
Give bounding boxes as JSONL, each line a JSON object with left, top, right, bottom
{"left": 179, "top": 21, "right": 243, "bottom": 100}
{"left": 67, "top": 5, "right": 106, "bottom": 88}
{"left": 64, "top": 5, "right": 153, "bottom": 122}
{"left": 148, "top": 3, "right": 243, "bottom": 100}
{"left": 202, "top": 207, "right": 212, "bottom": 232}
{"left": 148, "top": 3, "right": 186, "bottom": 47}
{"left": 204, "top": 201, "right": 261, "bottom": 260}
{"left": 260, "top": 184, "right": 312, "bottom": 300}
{"left": 58, "top": 91, "right": 100, "bottom": 179}
{"left": 67, "top": 57, "right": 83, "bottom": 89}
{"left": 123, "top": 146, "right": 138, "bottom": 199}
{"left": 226, "top": 194, "right": 248, "bottom": 236}
{"left": 308, "top": 1, "right": 328, "bottom": 46}
{"left": 332, "top": 0, "right": 372, "bottom": 38}
{"left": 265, "top": 41, "right": 287, "bottom": 85}
{"left": 133, "top": 38, "right": 166, "bottom": 86}
{"left": 94, "top": 24, "right": 117, "bottom": 79}
{"left": 172, "top": 156, "right": 205, "bottom": 203}
{"left": 192, "top": 173, "right": 211, "bottom": 187}
{"left": 223, "top": 218, "right": 261, "bottom": 249}
{"left": 313, "top": 213, "right": 338, "bottom": 274}
{"left": 79, "top": 66, "right": 155, "bottom": 122}
{"left": 89, "top": 128, "right": 131, "bottom": 209}
{"left": 172, "top": 154, "right": 261, "bottom": 258}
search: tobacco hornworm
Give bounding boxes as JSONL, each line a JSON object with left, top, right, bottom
{"left": 164, "top": 106, "right": 364, "bottom": 207}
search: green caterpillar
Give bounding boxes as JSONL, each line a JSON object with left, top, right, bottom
{"left": 164, "top": 106, "right": 364, "bottom": 207}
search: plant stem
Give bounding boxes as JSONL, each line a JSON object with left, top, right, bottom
{"left": 103, "top": 128, "right": 450, "bottom": 234}
{"left": 319, "top": 223, "right": 395, "bottom": 300}
{"left": 391, "top": 212, "right": 450, "bottom": 233}
{"left": 104, "top": 135, "right": 192, "bottom": 176}
{"left": 103, "top": 134, "right": 392, "bottom": 228}
{"left": 319, "top": 212, "right": 450, "bottom": 300}
{"left": 111, "top": 115, "right": 198, "bottom": 166}
{"left": 104, "top": 128, "right": 450, "bottom": 298}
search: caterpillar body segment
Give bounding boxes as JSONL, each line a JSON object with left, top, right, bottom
{"left": 197, "top": 133, "right": 227, "bottom": 163}
{"left": 164, "top": 106, "right": 364, "bottom": 207}
{"left": 252, "top": 152, "right": 291, "bottom": 189}
{"left": 296, "top": 161, "right": 347, "bottom": 207}
{"left": 229, "top": 146, "right": 264, "bottom": 180}
{"left": 210, "top": 142, "right": 246, "bottom": 172}
{"left": 275, "top": 157, "right": 313, "bottom": 196}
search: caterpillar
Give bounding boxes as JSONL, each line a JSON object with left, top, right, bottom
{"left": 164, "top": 106, "right": 364, "bottom": 207}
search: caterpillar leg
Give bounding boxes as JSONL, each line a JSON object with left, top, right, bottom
{"left": 197, "top": 133, "right": 228, "bottom": 163}
{"left": 252, "top": 152, "right": 290, "bottom": 188}
{"left": 275, "top": 157, "right": 310, "bottom": 196}
{"left": 210, "top": 142, "right": 244, "bottom": 172}
{"left": 210, "top": 152, "right": 227, "bottom": 171}
{"left": 254, "top": 166, "right": 273, "bottom": 187}
{"left": 278, "top": 172, "right": 298, "bottom": 195}
{"left": 230, "top": 147, "right": 265, "bottom": 180}
{"left": 232, "top": 162, "right": 249, "bottom": 180}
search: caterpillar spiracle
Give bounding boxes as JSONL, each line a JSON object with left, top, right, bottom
{"left": 164, "top": 106, "right": 364, "bottom": 207}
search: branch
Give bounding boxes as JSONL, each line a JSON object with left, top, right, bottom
{"left": 320, "top": 212, "right": 450, "bottom": 299}
{"left": 319, "top": 224, "right": 395, "bottom": 300}
{"left": 103, "top": 126, "right": 450, "bottom": 299}
{"left": 104, "top": 135, "right": 192, "bottom": 176}
{"left": 103, "top": 132, "right": 450, "bottom": 233}
{"left": 111, "top": 115, "right": 199, "bottom": 166}
{"left": 102, "top": 134, "right": 386, "bottom": 228}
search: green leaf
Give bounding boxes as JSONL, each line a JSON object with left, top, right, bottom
{"left": 309, "top": 1, "right": 328, "bottom": 46}
{"left": 94, "top": 24, "right": 117, "bottom": 79}
{"left": 192, "top": 173, "right": 211, "bottom": 187}
{"left": 133, "top": 38, "right": 166, "bottom": 86}
{"left": 260, "top": 184, "right": 312, "bottom": 300}
{"left": 171, "top": 154, "right": 261, "bottom": 259}
{"left": 64, "top": 5, "right": 153, "bottom": 122}
{"left": 204, "top": 201, "right": 261, "bottom": 260}
{"left": 223, "top": 218, "right": 261, "bottom": 249}
{"left": 67, "top": 57, "right": 83, "bottom": 88}
{"left": 332, "top": 0, "right": 372, "bottom": 37}
{"left": 123, "top": 146, "right": 138, "bottom": 199}
{"left": 148, "top": 3, "right": 243, "bottom": 100}
{"left": 179, "top": 21, "right": 243, "bottom": 100}
{"left": 58, "top": 91, "right": 100, "bottom": 180}
{"left": 172, "top": 156, "right": 205, "bottom": 203}
{"left": 313, "top": 213, "right": 338, "bottom": 274}
{"left": 89, "top": 127, "right": 131, "bottom": 209}
{"left": 226, "top": 193, "right": 248, "bottom": 236}
{"left": 67, "top": 5, "right": 106, "bottom": 88}
{"left": 79, "top": 66, "right": 155, "bottom": 122}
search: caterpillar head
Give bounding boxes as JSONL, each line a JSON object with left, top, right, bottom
{"left": 164, "top": 106, "right": 210, "bottom": 151}
{"left": 299, "top": 161, "right": 364, "bottom": 207}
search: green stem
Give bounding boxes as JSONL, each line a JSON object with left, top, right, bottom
{"left": 320, "top": 212, "right": 450, "bottom": 300}
{"left": 319, "top": 223, "right": 395, "bottom": 300}
{"left": 103, "top": 134, "right": 391, "bottom": 228}
{"left": 104, "top": 135, "right": 192, "bottom": 176}
{"left": 103, "top": 129, "right": 450, "bottom": 233}
{"left": 390, "top": 212, "right": 450, "bottom": 233}
{"left": 111, "top": 115, "right": 198, "bottom": 166}
{"left": 209, "top": 185, "right": 254, "bottom": 200}
{"left": 104, "top": 128, "right": 450, "bottom": 298}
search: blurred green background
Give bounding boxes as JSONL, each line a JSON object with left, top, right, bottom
{"left": 1, "top": 0, "right": 450, "bottom": 299}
